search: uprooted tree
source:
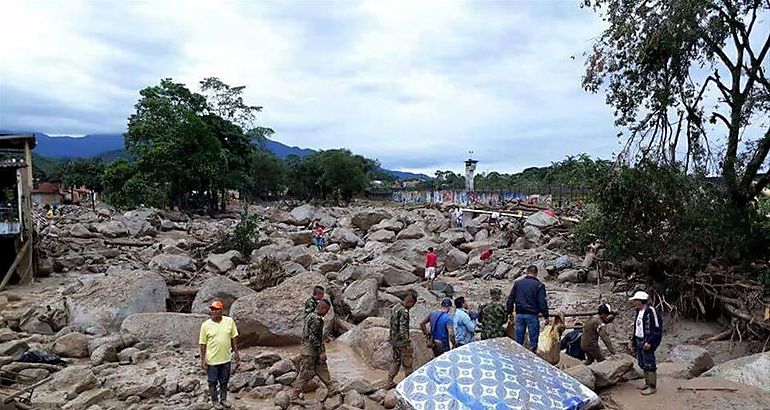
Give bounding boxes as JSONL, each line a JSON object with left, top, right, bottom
{"left": 582, "top": 0, "right": 770, "bottom": 339}
{"left": 582, "top": 0, "right": 770, "bottom": 205}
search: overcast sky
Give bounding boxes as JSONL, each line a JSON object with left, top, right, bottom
{"left": 0, "top": 0, "right": 621, "bottom": 175}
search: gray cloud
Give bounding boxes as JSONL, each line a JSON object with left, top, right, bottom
{"left": 0, "top": 0, "right": 616, "bottom": 174}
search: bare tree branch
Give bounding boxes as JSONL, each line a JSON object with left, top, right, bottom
{"left": 741, "top": 127, "right": 770, "bottom": 194}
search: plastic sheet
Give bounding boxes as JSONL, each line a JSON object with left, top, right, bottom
{"left": 396, "top": 338, "right": 600, "bottom": 410}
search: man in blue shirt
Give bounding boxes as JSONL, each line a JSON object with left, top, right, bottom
{"left": 420, "top": 298, "right": 456, "bottom": 357}
{"left": 506, "top": 265, "right": 549, "bottom": 351}
{"left": 453, "top": 296, "right": 476, "bottom": 347}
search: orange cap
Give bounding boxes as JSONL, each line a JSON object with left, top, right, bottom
{"left": 210, "top": 300, "right": 224, "bottom": 310}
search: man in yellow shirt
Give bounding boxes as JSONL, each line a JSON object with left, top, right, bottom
{"left": 199, "top": 300, "right": 240, "bottom": 409}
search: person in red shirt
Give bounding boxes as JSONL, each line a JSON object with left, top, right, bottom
{"left": 313, "top": 223, "right": 326, "bottom": 252}
{"left": 480, "top": 249, "right": 492, "bottom": 262}
{"left": 424, "top": 247, "right": 438, "bottom": 287}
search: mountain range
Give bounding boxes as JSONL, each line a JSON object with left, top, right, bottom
{"left": 1, "top": 131, "right": 429, "bottom": 180}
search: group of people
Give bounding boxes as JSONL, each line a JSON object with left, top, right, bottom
{"left": 195, "top": 273, "right": 663, "bottom": 409}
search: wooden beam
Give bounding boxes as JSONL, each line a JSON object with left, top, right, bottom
{"left": 0, "top": 242, "right": 29, "bottom": 291}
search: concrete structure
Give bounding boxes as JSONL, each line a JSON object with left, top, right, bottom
{"left": 464, "top": 157, "right": 478, "bottom": 192}
{"left": 0, "top": 134, "right": 36, "bottom": 290}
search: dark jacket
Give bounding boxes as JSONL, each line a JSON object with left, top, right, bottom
{"left": 506, "top": 276, "right": 548, "bottom": 318}
{"left": 560, "top": 328, "right": 585, "bottom": 360}
{"left": 631, "top": 305, "right": 663, "bottom": 348}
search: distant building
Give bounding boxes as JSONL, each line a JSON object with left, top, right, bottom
{"left": 32, "top": 181, "right": 64, "bottom": 205}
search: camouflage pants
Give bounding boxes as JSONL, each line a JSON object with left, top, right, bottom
{"left": 388, "top": 344, "right": 414, "bottom": 379}
{"left": 294, "top": 354, "right": 336, "bottom": 393}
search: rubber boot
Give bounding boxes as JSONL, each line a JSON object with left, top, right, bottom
{"left": 637, "top": 371, "right": 649, "bottom": 390}
{"left": 641, "top": 372, "right": 657, "bottom": 395}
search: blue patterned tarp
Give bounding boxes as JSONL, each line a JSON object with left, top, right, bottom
{"left": 395, "top": 338, "right": 600, "bottom": 410}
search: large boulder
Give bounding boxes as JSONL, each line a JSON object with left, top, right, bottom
{"left": 396, "top": 224, "right": 425, "bottom": 240}
{"left": 67, "top": 270, "right": 169, "bottom": 330}
{"left": 565, "top": 364, "right": 595, "bottom": 391}
{"left": 116, "top": 214, "right": 156, "bottom": 237}
{"left": 375, "top": 266, "right": 419, "bottom": 287}
{"left": 149, "top": 253, "right": 196, "bottom": 272}
{"left": 702, "top": 351, "right": 770, "bottom": 392}
{"left": 444, "top": 247, "right": 468, "bottom": 271}
{"left": 589, "top": 354, "right": 634, "bottom": 389}
{"left": 558, "top": 269, "right": 585, "bottom": 283}
{"left": 457, "top": 240, "right": 497, "bottom": 253}
{"left": 288, "top": 230, "right": 315, "bottom": 246}
{"left": 668, "top": 345, "right": 714, "bottom": 377}
{"left": 52, "top": 332, "right": 92, "bottom": 358}
{"left": 368, "top": 230, "right": 396, "bottom": 243}
{"left": 351, "top": 209, "right": 391, "bottom": 231}
{"left": 230, "top": 272, "right": 334, "bottom": 347}
{"left": 344, "top": 319, "right": 432, "bottom": 371}
{"left": 288, "top": 204, "right": 319, "bottom": 226}
{"left": 69, "top": 223, "right": 94, "bottom": 239}
{"left": 205, "top": 250, "right": 243, "bottom": 273}
{"left": 330, "top": 228, "right": 363, "bottom": 250}
{"left": 371, "top": 218, "right": 403, "bottom": 233}
{"left": 192, "top": 276, "right": 256, "bottom": 315}
{"left": 95, "top": 220, "right": 130, "bottom": 238}
{"left": 382, "top": 238, "right": 441, "bottom": 275}
{"left": 121, "top": 312, "right": 208, "bottom": 348}
{"left": 342, "top": 278, "right": 379, "bottom": 323}
{"left": 439, "top": 229, "right": 472, "bottom": 246}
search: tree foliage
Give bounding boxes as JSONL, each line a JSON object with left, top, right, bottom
{"left": 572, "top": 161, "right": 770, "bottom": 281}
{"left": 286, "top": 149, "right": 371, "bottom": 201}
{"left": 57, "top": 159, "right": 106, "bottom": 192}
{"left": 583, "top": 0, "right": 770, "bottom": 204}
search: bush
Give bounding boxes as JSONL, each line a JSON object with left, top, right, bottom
{"left": 572, "top": 161, "right": 770, "bottom": 282}
{"left": 217, "top": 214, "right": 263, "bottom": 256}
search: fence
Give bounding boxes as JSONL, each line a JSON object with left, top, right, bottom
{"left": 392, "top": 185, "right": 590, "bottom": 208}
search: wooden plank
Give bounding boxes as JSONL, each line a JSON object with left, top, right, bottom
{"left": 0, "top": 242, "right": 29, "bottom": 291}
{"left": 1, "top": 375, "right": 53, "bottom": 403}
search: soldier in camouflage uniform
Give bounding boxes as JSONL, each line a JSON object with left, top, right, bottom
{"left": 304, "top": 286, "right": 325, "bottom": 317}
{"left": 478, "top": 287, "right": 507, "bottom": 340}
{"left": 294, "top": 299, "right": 338, "bottom": 395}
{"left": 386, "top": 292, "right": 417, "bottom": 389}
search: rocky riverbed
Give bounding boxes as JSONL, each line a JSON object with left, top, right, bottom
{"left": 1, "top": 201, "right": 769, "bottom": 410}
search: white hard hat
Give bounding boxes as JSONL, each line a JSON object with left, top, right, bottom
{"left": 628, "top": 291, "right": 650, "bottom": 301}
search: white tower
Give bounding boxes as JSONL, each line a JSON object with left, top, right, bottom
{"left": 464, "top": 152, "right": 478, "bottom": 192}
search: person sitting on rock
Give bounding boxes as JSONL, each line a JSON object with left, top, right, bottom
{"left": 304, "top": 286, "right": 325, "bottom": 317}
{"left": 386, "top": 292, "right": 417, "bottom": 389}
{"left": 199, "top": 300, "right": 240, "bottom": 409}
{"left": 581, "top": 303, "right": 617, "bottom": 365}
{"left": 294, "top": 299, "right": 339, "bottom": 395}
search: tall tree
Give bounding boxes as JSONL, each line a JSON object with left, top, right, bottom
{"left": 583, "top": 0, "right": 770, "bottom": 204}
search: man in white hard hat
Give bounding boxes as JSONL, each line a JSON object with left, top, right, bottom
{"left": 628, "top": 290, "right": 662, "bottom": 395}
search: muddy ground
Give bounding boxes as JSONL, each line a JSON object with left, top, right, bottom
{"left": 0, "top": 201, "right": 768, "bottom": 410}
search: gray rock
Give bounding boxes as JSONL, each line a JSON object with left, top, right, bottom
{"left": 343, "top": 390, "right": 366, "bottom": 408}
{"left": 376, "top": 266, "right": 418, "bottom": 287}
{"left": 439, "top": 229, "right": 472, "bottom": 246}
{"left": 351, "top": 209, "right": 391, "bottom": 231}
{"left": 288, "top": 204, "right": 321, "bottom": 226}
{"left": 342, "top": 278, "right": 379, "bottom": 323}
{"left": 668, "top": 344, "right": 714, "bottom": 377}
{"left": 331, "top": 228, "right": 363, "bottom": 249}
{"left": 150, "top": 253, "right": 196, "bottom": 272}
{"left": 67, "top": 269, "right": 169, "bottom": 331}
{"left": 121, "top": 312, "right": 208, "bottom": 348}
{"left": 444, "top": 247, "right": 469, "bottom": 271}
{"left": 268, "top": 359, "right": 296, "bottom": 377}
{"left": 69, "top": 223, "right": 94, "bottom": 238}
{"left": 557, "top": 269, "right": 585, "bottom": 283}
{"left": 275, "top": 390, "right": 291, "bottom": 409}
{"left": 553, "top": 255, "right": 573, "bottom": 271}
{"left": 702, "top": 351, "right": 770, "bottom": 392}
{"left": 522, "top": 225, "right": 543, "bottom": 242}
{"left": 53, "top": 332, "right": 92, "bottom": 358}
{"left": 396, "top": 224, "right": 425, "bottom": 240}
{"left": 288, "top": 230, "right": 315, "bottom": 245}
{"left": 205, "top": 250, "right": 243, "bottom": 273}
{"left": 589, "top": 354, "right": 633, "bottom": 388}
{"left": 254, "top": 352, "right": 282, "bottom": 368}
{"left": 383, "top": 390, "right": 398, "bottom": 408}
{"left": 95, "top": 220, "right": 130, "bottom": 238}
{"left": 229, "top": 371, "right": 258, "bottom": 392}
{"left": 0, "top": 340, "right": 28, "bottom": 356}
{"left": 191, "top": 276, "right": 256, "bottom": 315}
{"left": 368, "top": 229, "right": 396, "bottom": 243}
{"left": 565, "top": 364, "right": 595, "bottom": 391}
{"left": 342, "top": 378, "right": 375, "bottom": 394}
{"left": 17, "top": 368, "right": 50, "bottom": 382}
{"left": 50, "top": 365, "right": 98, "bottom": 394}
{"left": 276, "top": 371, "right": 297, "bottom": 385}
{"left": 231, "top": 272, "right": 335, "bottom": 347}
{"left": 90, "top": 344, "right": 117, "bottom": 366}
{"left": 117, "top": 347, "right": 140, "bottom": 363}
{"left": 61, "top": 388, "right": 112, "bottom": 410}
{"left": 371, "top": 218, "right": 403, "bottom": 232}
